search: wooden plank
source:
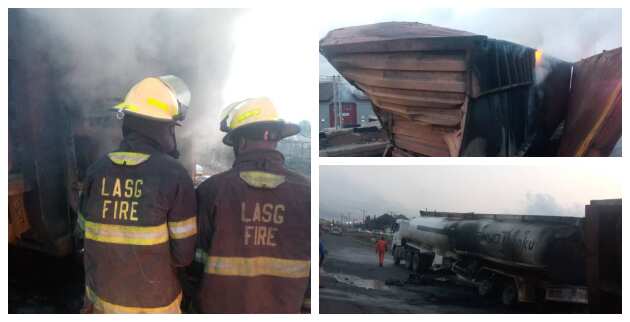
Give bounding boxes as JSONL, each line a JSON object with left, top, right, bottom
{"left": 392, "top": 125, "right": 448, "bottom": 147}
{"left": 356, "top": 82, "right": 465, "bottom": 109}
{"left": 371, "top": 95, "right": 461, "bottom": 109}
{"left": 394, "top": 134, "right": 450, "bottom": 157}
{"left": 392, "top": 117, "right": 454, "bottom": 133}
{"left": 374, "top": 100, "right": 462, "bottom": 126}
{"left": 341, "top": 68, "right": 466, "bottom": 93}
{"left": 332, "top": 52, "right": 467, "bottom": 72}
{"left": 357, "top": 83, "right": 466, "bottom": 103}
{"left": 443, "top": 130, "right": 463, "bottom": 157}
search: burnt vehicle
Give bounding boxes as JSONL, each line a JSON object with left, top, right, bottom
{"left": 320, "top": 22, "right": 621, "bottom": 157}
{"left": 391, "top": 199, "right": 621, "bottom": 312}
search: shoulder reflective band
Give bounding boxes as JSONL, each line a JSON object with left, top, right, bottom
{"left": 83, "top": 218, "right": 169, "bottom": 246}
{"left": 108, "top": 152, "right": 151, "bottom": 166}
{"left": 168, "top": 216, "right": 197, "bottom": 239}
{"left": 205, "top": 256, "right": 310, "bottom": 279}
{"left": 86, "top": 287, "right": 181, "bottom": 314}
{"left": 239, "top": 171, "right": 286, "bottom": 189}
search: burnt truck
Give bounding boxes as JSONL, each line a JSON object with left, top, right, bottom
{"left": 391, "top": 200, "right": 621, "bottom": 310}
{"left": 320, "top": 22, "right": 621, "bottom": 157}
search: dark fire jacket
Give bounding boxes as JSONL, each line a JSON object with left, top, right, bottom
{"left": 78, "top": 137, "right": 197, "bottom": 313}
{"left": 195, "top": 149, "right": 310, "bottom": 313}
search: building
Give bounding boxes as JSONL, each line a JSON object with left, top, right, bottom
{"left": 319, "top": 76, "right": 377, "bottom": 131}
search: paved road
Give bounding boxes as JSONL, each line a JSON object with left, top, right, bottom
{"left": 319, "top": 232, "right": 533, "bottom": 314}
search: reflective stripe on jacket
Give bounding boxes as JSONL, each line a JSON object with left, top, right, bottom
{"left": 79, "top": 137, "right": 197, "bottom": 313}
{"left": 195, "top": 149, "right": 310, "bottom": 313}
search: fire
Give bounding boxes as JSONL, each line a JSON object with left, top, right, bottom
{"left": 535, "top": 49, "right": 543, "bottom": 65}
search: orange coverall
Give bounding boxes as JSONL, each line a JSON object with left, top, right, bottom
{"left": 375, "top": 239, "right": 388, "bottom": 267}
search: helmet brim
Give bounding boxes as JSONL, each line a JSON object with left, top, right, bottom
{"left": 223, "top": 120, "right": 301, "bottom": 146}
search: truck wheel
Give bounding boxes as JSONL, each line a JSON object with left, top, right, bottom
{"left": 501, "top": 281, "right": 518, "bottom": 306}
{"left": 393, "top": 247, "right": 401, "bottom": 265}
{"left": 477, "top": 279, "right": 494, "bottom": 297}
{"left": 411, "top": 253, "right": 421, "bottom": 273}
{"left": 406, "top": 251, "right": 414, "bottom": 270}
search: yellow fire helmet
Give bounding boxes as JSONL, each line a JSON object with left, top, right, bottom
{"left": 219, "top": 97, "right": 300, "bottom": 146}
{"left": 114, "top": 75, "right": 191, "bottom": 122}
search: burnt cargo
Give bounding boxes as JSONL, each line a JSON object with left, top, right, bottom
{"left": 584, "top": 199, "right": 621, "bottom": 313}
{"left": 320, "top": 22, "right": 617, "bottom": 157}
{"left": 558, "top": 49, "right": 622, "bottom": 156}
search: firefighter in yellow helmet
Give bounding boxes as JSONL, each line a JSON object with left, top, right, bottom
{"left": 77, "top": 75, "right": 197, "bottom": 313}
{"left": 193, "top": 97, "right": 310, "bottom": 313}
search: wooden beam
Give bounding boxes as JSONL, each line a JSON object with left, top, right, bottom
{"left": 332, "top": 52, "right": 467, "bottom": 72}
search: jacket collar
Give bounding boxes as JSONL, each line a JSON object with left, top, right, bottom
{"left": 233, "top": 149, "right": 285, "bottom": 171}
{"left": 118, "top": 132, "right": 163, "bottom": 155}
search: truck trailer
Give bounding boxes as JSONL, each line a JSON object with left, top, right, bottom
{"left": 391, "top": 202, "right": 620, "bottom": 308}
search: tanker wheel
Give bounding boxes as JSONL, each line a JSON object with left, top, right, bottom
{"left": 411, "top": 253, "right": 421, "bottom": 273}
{"left": 393, "top": 247, "right": 401, "bottom": 265}
{"left": 477, "top": 279, "right": 495, "bottom": 297}
{"left": 406, "top": 251, "right": 414, "bottom": 271}
{"left": 501, "top": 281, "right": 518, "bottom": 306}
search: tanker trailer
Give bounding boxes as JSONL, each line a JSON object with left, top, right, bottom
{"left": 392, "top": 211, "right": 587, "bottom": 306}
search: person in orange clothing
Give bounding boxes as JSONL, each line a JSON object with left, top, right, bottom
{"left": 375, "top": 236, "right": 388, "bottom": 267}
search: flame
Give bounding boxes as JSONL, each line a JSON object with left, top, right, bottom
{"left": 535, "top": 49, "right": 543, "bottom": 65}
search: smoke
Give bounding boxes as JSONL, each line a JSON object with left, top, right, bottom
{"left": 438, "top": 8, "right": 621, "bottom": 62}
{"left": 320, "top": 8, "right": 621, "bottom": 76}
{"left": 16, "top": 9, "right": 246, "bottom": 172}
{"left": 523, "top": 192, "right": 583, "bottom": 217}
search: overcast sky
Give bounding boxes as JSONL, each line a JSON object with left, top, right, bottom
{"left": 319, "top": 8, "right": 621, "bottom": 76}
{"left": 320, "top": 164, "right": 622, "bottom": 220}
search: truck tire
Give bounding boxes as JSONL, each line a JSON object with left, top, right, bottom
{"left": 501, "top": 281, "right": 518, "bottom": 306}
{"left": 411, "top": 253, "right": 421, "bottom": 273}
{"left": 393, "top": 247, "right": 401, "bottom": 265}
{"left": 406, "top": 250, "right": 414, "bottom": 271}
{"left": 477, "top": 279, "right": 495, "bottom": 297}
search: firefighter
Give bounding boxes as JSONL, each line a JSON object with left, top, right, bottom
{"left": 376, "top": 236, "right": 388, "bottom": 267}
{"left": 194, "top": 97, "right": 310, "bottom": 313}
{"left": 77, "top": 75, "right": 197, "bottom": 313}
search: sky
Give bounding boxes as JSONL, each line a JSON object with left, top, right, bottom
{"left": 225, "top": 9, "right": 317, "bottom": 123}
{"left": 319, "top": 164, "right": 623, "bottom": 220}
{"left": 319, "top": 8, "right": 622, "bottom": 76}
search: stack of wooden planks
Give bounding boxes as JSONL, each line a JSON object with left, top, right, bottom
{"left": 321, "top": 22, "right": 481, "bottom": 156}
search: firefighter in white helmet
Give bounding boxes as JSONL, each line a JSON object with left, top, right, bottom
{"left": 78, "top": 75, "right": 197, "bottom": 313}
{"left": 193, "top": 97, "right": 310, "bottom": 313}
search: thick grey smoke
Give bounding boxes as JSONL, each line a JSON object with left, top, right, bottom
{"left": 436, "top": 8, "right": 621, "bottom": 62}
{"left": 523, "top": 192, "right": 583, "bottom": 217}
{"left": 19, "top": 9, "right": 246, "bottom": 173}
{"left": 320, "top": 8, "right": 621, "bottom": 76}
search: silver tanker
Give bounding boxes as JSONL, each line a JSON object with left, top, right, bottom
{"left": 392, "top": 211, "right": 587, "bottom": 305}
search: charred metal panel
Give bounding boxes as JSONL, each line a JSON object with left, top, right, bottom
{"left": 460, "top": 86, "right": 533, "bottom": 156}
{"left": 558, "top": 48, "right": 622, "bottom": 156}
{"left": 585, "top": 199, "right": 621, "bottom": 313}
{"left": 469, "top": 39, "right": 534, "bottom": 96}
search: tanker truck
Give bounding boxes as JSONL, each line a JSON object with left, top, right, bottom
{"left": 391, "top": 211, "right": 588, "bottom": 306}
